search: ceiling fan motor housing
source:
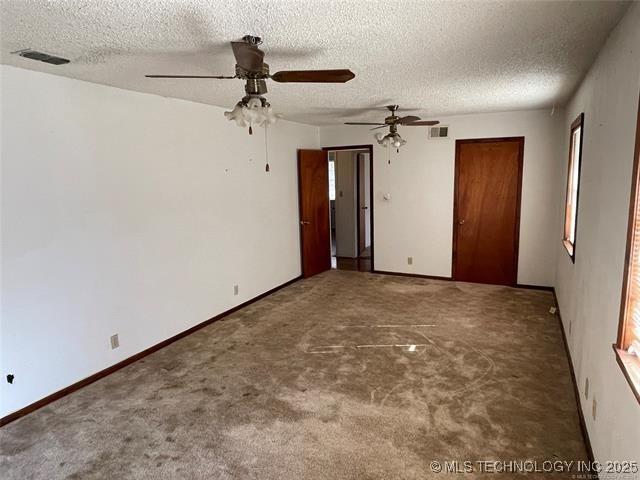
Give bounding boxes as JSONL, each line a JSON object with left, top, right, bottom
{"left": 245, "top": 77, "right": 268, "bottom": 95}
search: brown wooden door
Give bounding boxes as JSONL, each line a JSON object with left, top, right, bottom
{"left": 453, "top": 138, "right": 524, "bottom": 286}
{"left": 358, "top": 154, "right": 366, "bottom": 255}
{"left": 298, "top": 149, "right": 331, "bottom": 278}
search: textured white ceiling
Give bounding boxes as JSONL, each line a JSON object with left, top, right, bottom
{"left": 0, "top": 0, "right": 630, "bottom": 125}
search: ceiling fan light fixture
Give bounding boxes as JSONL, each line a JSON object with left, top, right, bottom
{"left": 376, "top": 132, "right": 406, "bottom": 149}
{"left": 224, "top": 95, "right": 282, "bottom": 132}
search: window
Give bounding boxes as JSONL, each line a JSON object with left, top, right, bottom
{"left": 563, "top": 113, "right": 584, "bottom": 260}
{"left": 616, "top": 97, "right": 640, "bottom": 403}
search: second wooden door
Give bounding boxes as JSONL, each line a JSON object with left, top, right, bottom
{"left": 453, "top": 138, "right": 524, "bottom": 286}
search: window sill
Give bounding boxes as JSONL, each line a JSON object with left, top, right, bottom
{"left": 613, "top": 345, "right": 640, "bottom": 405}
{"left": 563, "top": 239, "right": 575, "bottom": 262}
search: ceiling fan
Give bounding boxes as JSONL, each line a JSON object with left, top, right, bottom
{"left": 345, "top": 105, "right": 439, "bottom": 151}
{"left": 147, "top": 35, "right": 355, "bottom": 133}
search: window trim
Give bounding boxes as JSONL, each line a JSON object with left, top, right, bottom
{"left": 616, "top": 93, "right": 640, "bottom": 405}
{"left": 562, "top": 113, "right": 585, "bottom": 262}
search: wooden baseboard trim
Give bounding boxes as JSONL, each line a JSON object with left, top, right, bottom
{"left": 551, "top": 289, "right": 597, "bottom": 469}
{"left": 372, "top": 270, "right": 453, "bottom": 281}
{"left": 0, "top": 276, "right": 302, "bottom": 428}
{"left": 515, "top": 283, "right": 554, "bottom": 291}
{"left": 372, "top": 270, "right": 554, "bottom": 291}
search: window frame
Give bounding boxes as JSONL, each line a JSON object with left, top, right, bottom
{"left": 615, "top": 94, "right": 640, "bottom": 405}
{"left": 562, "top": 113, "right": 585, "bottom": 262}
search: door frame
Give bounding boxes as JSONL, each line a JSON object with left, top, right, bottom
{"left": 452, "top": 137, "right": 525, "bottom": 285}
{"left": 356, "top": 151, "right": 370, "bottom": 257}
{"left": 321, "top": 144, "right": 374, "bottom": 272}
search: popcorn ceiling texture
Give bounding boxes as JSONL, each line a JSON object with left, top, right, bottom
{"left": 0, "top": 0, "right": 630, "bottom": 125}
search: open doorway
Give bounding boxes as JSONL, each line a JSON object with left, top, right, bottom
{"left": 325, "top": 146, "right": 374, "bottom": 272}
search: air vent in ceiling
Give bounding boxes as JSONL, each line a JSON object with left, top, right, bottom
{"left": 429, "top": 126, "right": 449, "bottom": 139}
{"left": 12, "top": 49, "right": 70, "bottom": 65}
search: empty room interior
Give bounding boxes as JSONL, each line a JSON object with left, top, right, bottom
{"left": 1, "top": 1, "right": 639, "bottom": 478}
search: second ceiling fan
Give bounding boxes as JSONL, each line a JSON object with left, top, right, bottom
{"left": 345, "top": 105, "right": 439, "bottom": 151}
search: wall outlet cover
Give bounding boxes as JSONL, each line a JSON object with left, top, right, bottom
{"left": 234, "top": 285, "right": 239, "bottom": 296}
{"left": 407, "top": 257, "right": 413, "bottom": 265}
{"left": 110, "top": 334, "right": 120, "bottom": 350}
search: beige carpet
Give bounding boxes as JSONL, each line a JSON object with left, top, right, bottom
{"left": 0, "top": 270, "right": 587, "bottom": 479}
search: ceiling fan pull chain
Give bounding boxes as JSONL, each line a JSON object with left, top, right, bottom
{"left": 264, "top": 124, "right": 270, "bottom": 173}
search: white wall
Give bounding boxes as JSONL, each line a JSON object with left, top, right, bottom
{"left": 554, "top": 4, "right": 640, "bottom": 464}
{"left": 0, "top": 65, "right": 319, "bottom": 417}
{"left": 334, "top": 151, "right": 357, "bottom": 257}
{"left": 321, "top": 109, "right": 563, "bottom": 285}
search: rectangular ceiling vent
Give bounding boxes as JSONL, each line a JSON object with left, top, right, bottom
{"left": 12, "top": 49, "right": 70, "bottom": 65}
{"left": 429, "top": 126, "right": 449, "bottom": 139}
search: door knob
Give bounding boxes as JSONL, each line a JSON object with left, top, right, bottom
{"left": 361, "top": 206, "right": 368, "bottom": 210}
{"left": 458, "top": 219, "right": 465, "bottom": 225}
{"left": 300, "top": 221, "right": 310, "bottom": 225}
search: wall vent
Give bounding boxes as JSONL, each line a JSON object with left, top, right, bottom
{"left": 429, "top": 126, "right": 449, "bottom": 139}
{"left": 12, "top": 49, "right": 70, "bottom": 65}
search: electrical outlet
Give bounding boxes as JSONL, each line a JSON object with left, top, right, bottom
{"left": 407, "top": 257, "right": 413, "bottom": 265}
{"left": 110, "top": 334, "right": 119, "bottom": 350}
{"left": 584, "top": 377, "right": 589, "bottom": 399}
{"left": 592, "top": 396, "right": 597, "bottom": 421}
{"left": 549, "top": 306, "right": 557, "bottom": 314}
{"left": 234, "top": 285, "right": 239, "bottom": 296}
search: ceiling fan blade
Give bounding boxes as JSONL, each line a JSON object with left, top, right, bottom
{"left": 231, "top": 41, "right": 265, "bottom": 72}
{"left": 370, "top": 125, "right": 389, "bottom": 131}
{"left": 146, "top": 75, "right": 236, "bottom": 79}
{"left": 271, "top": 69, "right": 355, "bottom": 83}
{"left": 397, "top": 115, "right": 421, "bottom": 124}
{"left": 404, "top": 120, "right": 440, "bottom": 126}
{"left": 344, "top": 122, "right": 386, "bottom": 125}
